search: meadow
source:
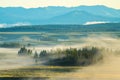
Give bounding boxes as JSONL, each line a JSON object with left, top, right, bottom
{"left": 0, "top": 23, "right": 120, "bottom": 80}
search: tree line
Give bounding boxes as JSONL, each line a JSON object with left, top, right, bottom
{"left": 18, "top": 46, "right": 105, "bottom": 66}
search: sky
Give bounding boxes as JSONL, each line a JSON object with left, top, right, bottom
{"left": 0, "top": 0, "right": 119, "bottom": 9}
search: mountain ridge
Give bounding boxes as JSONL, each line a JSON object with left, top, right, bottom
{"left": 0, "top": 5, "right": 120, "bottom": 25}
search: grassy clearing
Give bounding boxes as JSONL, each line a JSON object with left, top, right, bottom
{"left": 0, "top": 66, "right": 81, "bottom": 77}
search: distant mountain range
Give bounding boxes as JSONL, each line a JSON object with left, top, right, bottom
{"left": 0, "top": 5, "right": 120, "bottom": 26}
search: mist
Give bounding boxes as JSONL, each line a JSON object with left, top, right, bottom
{"left": 0, "top": 34, "right": 120, "bottom": 79}
{"left": 84, "top": 21, "right": 108, "bottom": 25}
{"left": 0, "top": 23, "right": 31, "bottom": 28}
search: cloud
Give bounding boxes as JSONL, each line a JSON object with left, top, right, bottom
{"left": 84, "top": 21, "right": 108, "bottom": 25}
{"left": 10, "top": 23, "right": 31, "bottom": 27}
{"left": 0, "top": 24, "right": 7, "bottom": 28}
{"left": 0, "top": 23, "right": 31, "bottom": 28}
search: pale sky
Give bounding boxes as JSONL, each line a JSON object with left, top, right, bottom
{"left": 0, "top": 0, "right": 119, "bottom": 9}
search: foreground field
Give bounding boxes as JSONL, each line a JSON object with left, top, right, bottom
{"left": 0, "top": 43, "right": 120, "bottom": 80}
{"left": 0, "top": 55, "right": 120, "bottom": 80}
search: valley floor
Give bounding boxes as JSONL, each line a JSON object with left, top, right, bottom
{"left": 0, "top": 47, "right": 120, "bottom": 80}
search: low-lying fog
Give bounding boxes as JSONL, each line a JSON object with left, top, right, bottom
{"left": 0, "top": 35, "right": 120, "bottom": 80}
{"left": 0, "top": 48, "right": 35, "bottom": 70}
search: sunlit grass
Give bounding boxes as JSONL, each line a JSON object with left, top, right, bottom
{"left": 0, "top": 66, "right": 81, "bottom": 77}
